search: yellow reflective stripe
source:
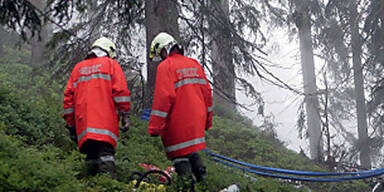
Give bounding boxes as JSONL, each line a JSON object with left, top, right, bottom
{"left": 63, "top": 108, "right": 74, "bottom": 115}
{"left": 208, "top": 106, "right": 213, "bottom": 112}
{"left": 113, "top": 96, "right": 131, "bottom": 103}
{"left": 77, "top": 127, "right": 118, "bottom": 143}
{"left": 174, "top": 78, "right": 207, "bottom": 89}
{"left": 165, "top": 137, "right": 205, "bottom": 152}
{"left": 151, "top": 110, "right": 168, "bottom": 118}
{"left": 73, "top": 73, "right": 111, "bottom": 88}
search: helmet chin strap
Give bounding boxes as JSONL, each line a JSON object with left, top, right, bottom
{"left": 89, "top": 47, "right": 108, "bottom": 57}
{"left": 152, "top": 55, "right": 162, "bottom": 62}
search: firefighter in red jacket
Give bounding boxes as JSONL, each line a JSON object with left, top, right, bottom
{"left": 148, "top": 32, "right": 213, "bottom": 189}
{"left": 62, "top": 37, "right": 130, "bottom": 179}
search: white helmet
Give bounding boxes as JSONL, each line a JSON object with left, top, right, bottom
{"left": 91, "top": 37, "right": 117, "bottom": 59}
{"left": 149, "top": 32, "right": 178, "bottom": 61}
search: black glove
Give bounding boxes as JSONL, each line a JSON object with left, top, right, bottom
{"left": 150, "top": 134, "right": 159, "bottom": 137}
{"left": 65, "top": 125, "right": 77, "bottom": 143}
{"left": 120, "top": 112, "right": 130, "bottom": 132}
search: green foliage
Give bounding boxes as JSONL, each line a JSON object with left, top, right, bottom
{"left": 206, "top": 116, "right": 369, "bottom": 191}
{"left": 115, "top": 117, "right": 169, "bottom": 184}
{"left": 0, "top": 126, "right": 84, "bottom": 192}
{"left": 0, "top": 46, "right": 31, "bottom": 65}
{"left": 0, "top": 50, "right": 371, "bottom": 191}
{"left": 201, "top": 153, "right": 309, "bottom": 192}
{"left": 0, "top": 63, "right": 68, "bottom": 148}
{"left": 213, "top": 103, "right": 255, "bottom": 128}
{"left": 83, "top": 175, "right": 130, "bottom": 192}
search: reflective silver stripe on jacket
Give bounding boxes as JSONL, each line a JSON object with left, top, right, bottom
{"left": 174, "top": 78, "right": 207, "bottom": 89}
{"left": 119, "top": 111, "right": 130, "bottom": 115}
{"left": 63, "top": 108, "right": 74, "bottom": 115}
{"left": 77, "top": 127, "right": 118, "bottom": 143}
{"left": 165, "top": 137, "right": 205, "bottom": 152}
{"left": 73, "top": 73, "right": 111, "bottom": 88}
{"left": 171, "top": 158, "right": 189, "bottom": 165}
{"left": 113, "top": 96, "right": 131, "bottom": 103}
{"left": 207, "top": 106, "right": 213, "bottom": 112}
{"left": 151, "top": 110, "right": 168, "bottom": 118}
{"left": 99, "top": 155, "right": 115, "bottom": 162}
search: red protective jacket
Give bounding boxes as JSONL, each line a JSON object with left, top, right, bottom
{"left": 148, "top": 53, "right": 213, "bottom": 159}
{"left": 62, "top": 56, "right": 130, "bottom": 149}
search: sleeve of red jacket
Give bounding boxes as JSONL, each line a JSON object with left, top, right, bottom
{"left": 63, "top": 73, "right": 75, "bottom": 128}
{"left": 202, "top": 67, "right": 213, "bottom": 130}
{"left": 111, "top": 60, "right": 131, "bottom": 113}
{"left": 148, "top": 62, "right": 176, "bottom": 136}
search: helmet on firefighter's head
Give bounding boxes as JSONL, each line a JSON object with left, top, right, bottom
{"left": 149, "top": 32, "right": 178, "bottom": 61}
{"left": 91, "top": 37, "right": 117, "bottom": 59}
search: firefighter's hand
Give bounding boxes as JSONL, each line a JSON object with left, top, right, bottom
{"left": 120, "top": 112, "right": 130, "bottom": 132}
{"left": 65, "top": 125, "right": 77, "bottom": 143}
{"left": 150, "top": 134, "right": 159, "bottom": 137}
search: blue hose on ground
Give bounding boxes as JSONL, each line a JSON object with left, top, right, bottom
{"left": 213, "top": 158, "right": 384, "bottom": 182}
{"left": 204, "top": 149, "right": 384, "bottom": 177}
{"left": 140, "top": 108, "right": 151, "bottom": 121}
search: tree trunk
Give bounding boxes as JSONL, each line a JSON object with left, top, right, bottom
{"left": 30, "top": 0, "right": 52, "bottom": 66}
{"left": 209, "top": 0, "right": 236, "bottom": 112}
{"left": 87, "top": 0, "right": 101, "bottom": 39}
{"left": 144, "top": 0, "right": 179, "bottom": 109}
{"left": 293, "top": 0, "right": 323, "bottom": 161}
{"left": 350, "top": 1, "right": 371, "bottom": 169}
{"left": 0, "top": 27, "right": 4, "bottom": 58}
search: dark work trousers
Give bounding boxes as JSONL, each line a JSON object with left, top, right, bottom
{"left": 172, "top": 152, "right": 207, "bottom": 191}
{"left": 80, "top": 140, "right": 117, "bottom": 179}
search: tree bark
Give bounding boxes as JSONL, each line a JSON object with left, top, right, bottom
{"left": 0, "top": 27, "right": 4, "bottom": 57}
{"left": 209, "top": 0, "right": 236, "bottom": 112}
{"left": 293, "top": 0, "right": 323, "bottom": 161}
{"left": 87, "top": 0, "right": 101, "bottom": 39}
{"left": 29, "top": 0, "right": 52, "bottom": 66}
{"left": 350, "top": 1, "right": 371, "bottom": 169}
{"left": 144, "top": 0, "right": 179, "bottom": 109}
